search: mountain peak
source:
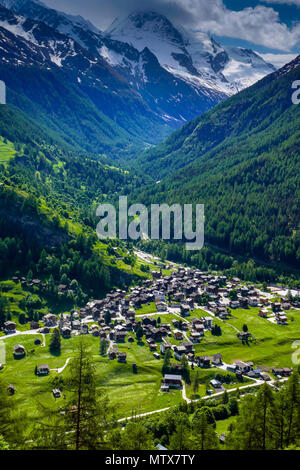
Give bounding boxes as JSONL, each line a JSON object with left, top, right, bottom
{"left": 106, "top": 10, "right": 184, "bottom": 47}
{"left": 0, "top": 0, "right": 101, "bottom": 34}
{"left": 275, "top": 54, "right": 300, "bottom": 78}
{"left": 0, "top": 0, "right": 43, "bottom": 8}
{"left": 128, "top": 10, "right": 172, "bottom": 25}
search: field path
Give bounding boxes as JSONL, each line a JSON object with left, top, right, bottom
{"left": 50, "top": 356, "right": 73, "bottom": 374}
{"left": 117, "top": 377, "right": 288, "bottom": 422}
{"left": 0, "top": 330, "right": 46, "bottom": 346}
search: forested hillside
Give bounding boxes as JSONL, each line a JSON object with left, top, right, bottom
{"left": 133, "top": 57, "right": 300, "bottom": 273}
{"left": 0, "top": 4, "right": 173, "bottom": 157}
{"left": 0, "top": 103, "right": 148, "bottom": 320}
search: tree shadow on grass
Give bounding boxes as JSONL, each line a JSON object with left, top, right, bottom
{"left": 13, "top": 354, "right": 26, "bottom": 360}
{"left": 49, "top": 348, "right": 62, "bottom": 357}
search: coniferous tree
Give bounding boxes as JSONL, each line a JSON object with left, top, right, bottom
{"left": 29, "top": 415, "right": 68, "bottom": 450}
{"left": 0, "top": 377, "right": 24, "bottom": 449}
{"left": 63, "top": 338, "right": 113, "bottom": 450}
{"left": 50, "top": 328, "right": 61, "bottom": 354}
{"left": 228, "top": 397, "right": 239, "bottom": 416}
{"left": 226, "top": 375, "right": 300, "bottom": 450}
{"left": 135, "top": 323, "right": 144, "bottom": 342}
{"left": 100, "top": 338, "right": 107, "bottom": 356}
{"left": 169, "top": 413, "right": 191, "bottom": 451}
{"left": 181, "top": 355, "right": 190, "bottom": 384}
{"left": 225, "top": 394, "right": 257, "bottom": 450}
{"left": 222, "top": 390, "right": 229, "bottom": 404}
{"left": 284, "top": 372, "right": 300, "bottom": 448}
{"left": 254, "top": 383, "right": 275, "bottom": 450}
{"left": 193, "top": 371, "right": 200, "bottom": 396}
{"left": 190, "top": 410, "right": 219, "bottom": 450}
{"left": 0, "top": 435, "right": 9, "bottom": 450}
{"left": 114, "top": 422, "right": 155, "bottom": 450}
{"left": 0, "top": 377, "right": 14, "bottom": 442}
{"left": 162, "top": 348, "right": 172, "bottom": 375}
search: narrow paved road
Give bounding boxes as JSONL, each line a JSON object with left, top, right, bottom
{"left": 50, "top": 356, "right": 74, "bottom": 374}
{"left": 117, "top": 377, "right": 288, "bottom": 422}
{"left": 0, "top": 330, "right": 46, "bottom": 346}
{"left": 198, "top": 306, "right": 240, "bottom": 333}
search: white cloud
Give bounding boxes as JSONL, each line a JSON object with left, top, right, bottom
{"left": 256, "top": 52, "right": 298, "bottom": 67}
{"left": 184, "top": 1, "right": 300, "bottom": 52}
{"left": 43, "top": 0, "right": 300, "bottom": 51}
{"left": 260, "top": 1, "right": 300, "bottom": 6}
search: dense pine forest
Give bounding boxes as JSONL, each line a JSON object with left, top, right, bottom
{"left": 132, "top": 57, "right": 300, "bottom": 278}
{"left": 0, "top": 102, "right": 150, "bottom": 331}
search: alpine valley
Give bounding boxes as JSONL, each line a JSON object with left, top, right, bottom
{"left": 0, "top": 0, "right": 275, "bottom": 155}
{"left": 0, "top": 0, "right": 299, "bottom": 453}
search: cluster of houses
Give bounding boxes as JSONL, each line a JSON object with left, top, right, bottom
{"left": 40, "top": 312, "right": 104, "bottom": 338}
{"left": 257, "top": 299, "right": 293, "bottom": 324}
{"left": 3, "top": 267, "right": 297, "bottom": 399}
{"left": 3, "top": 268, "right": 299, "bottom": 339}
{"left": 227, "top": 360, "right": 292, "bottom": 381}
{"left": 159, "top": 358, "right": 293, "bottom": 392}
{"left": 10, "top": 275, "right": 75, "bottom": 298}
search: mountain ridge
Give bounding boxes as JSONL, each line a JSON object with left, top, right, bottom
{"left": 105, "top": 10, "right": 276, "bottom": 93}
{"left": 131, "top": 55, "right": 300, "bottom": 268}
{"left": 0, "top": 0, "right": 277, "bottom": 135}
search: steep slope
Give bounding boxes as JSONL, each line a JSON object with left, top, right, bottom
{"left": 0, "top": 103, "right": 149, "bottom": 300}
{"left": 133, "top": 56, "right": 300, "bottom": 268}
{"left": 0, "top": 1, "right": 275, "bottom": 130}
{"left": 106, "top": 11, "right": 275, "bottom": 93}
{"left": 0, "top": 1, "right": 229, "bottom": 126}
{"left": 0, "top": 4, "right": 172, "bottom": 154}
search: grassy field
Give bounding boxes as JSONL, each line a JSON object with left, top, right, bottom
{"left": 190, "top": 308, "right": 211, "bottom": 319}
{"left": 185, "top": 367, "right": 249, "bottom": 400}
{"left": 135, "top": 302, "right": 157, "bottom": 315}
{"left": 94, "top": 343, "right": 182, "bottom": 418}
{"left": 216, "top": 415, "right": 237, "bottom": 435}
{"left": 1, "top": 299, "right": 299, "bottom": 424}
{"left": 0, "top": 330, "right": 248, "bottom": 420}
{"left": 0, "top": 137, "right": 16, "bottom": 167}
{"left": 0, "top": 280, "right": 73, "bottom": 334}
{"left": 193, "top": 307, "right": 300, "bottom": 368}
{"left": 0, "top": 333, "right": 182, "bottom": 421}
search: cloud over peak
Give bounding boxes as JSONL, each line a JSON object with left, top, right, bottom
{"left": 42, "top": 0, "right": 300, "bottom": 51}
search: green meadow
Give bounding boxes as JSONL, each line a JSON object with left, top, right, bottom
{"left": 0, "top": 333, "right": 182, "bottom": 421}
{"left": 0, "top": 137, "right": 16, "bottom": 167}
{"left": 193, "top": 307, "right": 300, "bottom": 368}
{"left": 0, "top": 303, "right": 299, "bottom": 424}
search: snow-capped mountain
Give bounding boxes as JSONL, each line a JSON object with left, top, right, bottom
{"left": 0, "top": 1, "right": 230, "bottom": 125}
{"left": 0, "top": 0, "right": 101, "bottom": 36}
{"left": 0, "top": 3, "right": 174, "bottom": 153}
{"left": 106, "top": 11, "right": 275, "bottom": 94}
{"left": 222, "top": 47, "right": 277, "bottom": 90}
{"left": 0, "top": 5, "right": 94, "bottom": 67}
{"left": 0, "top": 0, "right": 277, "bottom": 138}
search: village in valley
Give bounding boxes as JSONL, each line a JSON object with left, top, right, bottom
{"left": 1, "top": 251, "right": 299, "bottom": 422}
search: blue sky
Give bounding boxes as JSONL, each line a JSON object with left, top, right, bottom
{"left": 222, "top": 1, "right": 300, "bottom": 49}
{"left": 225, "top": 0, "right": 299, "bottom": 26}
{"left": 43, "top": 0, "right": 300, "bottom": 66}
